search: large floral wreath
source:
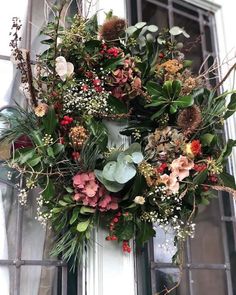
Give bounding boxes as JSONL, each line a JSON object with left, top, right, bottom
{"left": 1, "top": 2, "right": 236, "bottom": 274}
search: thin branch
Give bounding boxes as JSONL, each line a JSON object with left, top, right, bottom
{"left": 214, "top": 62, "right": 236, "bottom": 91}
{"left": 25, "top": 51, "right": 38, "bottom": 107}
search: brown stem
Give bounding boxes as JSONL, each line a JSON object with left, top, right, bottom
{"left": 214, "top": 62, "right": 236, "bottom": 91}
{"left": 25, "top": 51, "right": 38, "bottom": 107}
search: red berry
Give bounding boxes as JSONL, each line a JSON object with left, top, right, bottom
{"left": 111, "top": 235, "right": 117, "bottom": 241}
{"left": 159, "top": 52, "right": 164, "bottom": 58}
{"left": 113, "top": 217, "right": 119, "bottom": 223}
{"left": 106, "top": 236, "right": 111, "bottom": 241}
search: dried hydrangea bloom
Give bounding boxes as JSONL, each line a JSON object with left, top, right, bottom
{"left": 145, "top": 127, "right": 186, "bottom": 161}
{"left": 157, "top": 59, "right": 183, "bottom": 75}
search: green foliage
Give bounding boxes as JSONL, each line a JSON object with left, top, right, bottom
{"left": 146, "top": 80, "right": 193, "bottom": 119}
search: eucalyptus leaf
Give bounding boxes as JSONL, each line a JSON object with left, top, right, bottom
{"left": 126, "top": 26, "right": 137, "bottom": 35}
{"left": 114, "top": 162, "right": 136, "bottom": 183}
{"left": 102, "top": 161, "right": 117, "bottom": 181}
{"left": 135, "top": 22, "right": 147, "bottom": 29}
{"left": 131, "top": 152, "right": 144, "bottom": 164}
{"left": 147, "top": 25, "right": 158, "bottom": 32}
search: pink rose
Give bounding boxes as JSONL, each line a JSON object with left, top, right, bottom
{"left": 170, "top": 156, "right": 194, "bottom": 181}
{"left": 160, "top": 173, "right": 179, "bottom": 194}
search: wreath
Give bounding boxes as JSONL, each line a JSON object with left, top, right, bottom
{"left": 1, "top": 2, "right": 236, "bottom": 278}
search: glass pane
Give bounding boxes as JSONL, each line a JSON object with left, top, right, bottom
{"left": 225, "top": 221, "right": 236, "bottom": 293}
{"left": 173, "top": 13, "right": 203, "bottom": 74}
{"left": 0, "top": 60, "right": 14, "bottom": 107}
{"left": 1, "top": 183, "right": 17, "bottom": 259}
{"left": 190, "top": 197, "right": 225, "bottom": 264}
{"left": 204, "top": 25, "right": 213, "bottom": 52}
{"left": 21, "top": 189, "right": 57, "bottom": 260}
{"left": 191, "top": 270, "right": 227, "bottom": 295}
{"left": 173, "top": 2, "right": 199, "bottom": 17}
{"left": 142, "top": 1, "right": 169, "bottom": 28}
{"left": 0, "top": 0, "right": 29, "bottom": 55}
{"left": 20, "top": 266, "right": 58, "bottom": 295}
{"left": 153, "top": 268, "right": 189, "bottom": 294}
{"left": 153, "top": 226, "right": 177, "bottom": 263}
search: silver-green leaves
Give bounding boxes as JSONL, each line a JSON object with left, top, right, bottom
{"left": 95, "top": 143, "right": 144, "bottom": 192}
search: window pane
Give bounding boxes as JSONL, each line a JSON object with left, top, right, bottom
{"left": 153, "top": 226, "right": 177, "bottom": 263}
{"left": 1, "top": 183, "right": 17, "bottom": 259}
{"left": 191, "top": 270, "right": 227, "bottom": 295}
{"left": 173, "top": 13, "right": 203, "bottom": 74}
{"left": 190, "top": 198, "right": 225, "bottom": 264}
{"left": 21, "top": 190, "right": 56, "bottom": 260}
{"left": 0, "top": 0, "right": 29, "bottom": 56}
{"left": 153, "top": 268, "right": 189, "bottom": 294}
{"left": 20, "top": 266, "right": 58, "bottom": 295}
{"left": 142, "top": 1, "right": 169, "bottom": 28}
{"left": 0, "top": 60, "right": 14, "bottom": 107}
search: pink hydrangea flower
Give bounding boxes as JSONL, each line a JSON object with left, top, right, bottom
{"left": 73, "top": 172, "right": 118, "bottom": 211}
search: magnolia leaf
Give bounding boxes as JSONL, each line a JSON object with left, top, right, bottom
{"left": 147, "top": 25, "right": 158, "bottom": 32}
{"left": 131, "top": 152, "right": 144, "bottom": 164}
{"left": 174, "top": 95, "right": 194, "bottom": 108}
{"left": 114, "top": 162, "right": 136, "bottom": 184}
{"left": 146, "top": 81, "right": 162, "bottom": 96}
{"left": 102, "top": 161, "right": 117, "bottom": 181}
{"left": 77, "top": 219, "right": 90, "bottom": 232}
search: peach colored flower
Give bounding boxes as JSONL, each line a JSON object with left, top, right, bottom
{"left": 170, "top": 155, "right": 194, "bottom": 181}
{"left": 34, "top": 103, "right": 49, "bottom": 117}
{"left": 160, "top": 173, "right": 179, "bottom": 194}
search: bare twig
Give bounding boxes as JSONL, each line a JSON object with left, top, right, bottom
{"left": 214, "top": 62, "right": 236, "bottom": 91}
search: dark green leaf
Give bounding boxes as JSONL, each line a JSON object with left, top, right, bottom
{"left": 42, "top": 107, "right": 57, "bottom": 135}
{"left": 174, "top": 95, "right": 194, "bottom": 108}
{"left": 42, "top": 179, "right": 55, "bottom": 200}
{"left": 219, "top": 171, "right": 236, "bottom": 189}
{"left": 224, "top": 93, "right": 236, "bottom": 119}
{"left": 193, "top": 169, "right": 208, "bottom": 185}
{"left": 77, "top": 219, "right": 90, "bottom": 232}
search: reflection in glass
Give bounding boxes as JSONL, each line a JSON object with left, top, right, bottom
{"left": 191, "top": 270, "right": 227, "bottom": 295}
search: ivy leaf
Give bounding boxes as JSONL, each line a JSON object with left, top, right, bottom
{"left": 136, "top": 221, "right": 156, "bottom": 246}
{"left": 53, "top": 143, "right": 64, "bottom": 155}
{"left": 116, "top": 221, "right": 135, "bottom": 241}
{"left": 27, "top": 156, "right": 42, "bottom": 167}
{"left": 193, "top": 169, "right": 208, "bottom": 185}
{"left": 42, "top": 179, "right": 55, "bottom": 200}
{"left": 19, "top": 148, "right": 35, "bottom": 164}
{"left": 77, "top": 219, "right": 90, "bottom": 232}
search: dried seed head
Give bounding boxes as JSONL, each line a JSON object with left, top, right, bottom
{"left": 177, "top": 105, "right": 202, "bottom": 134}
{"left": 100, "top": 17, "right": 126, "bottom": 41}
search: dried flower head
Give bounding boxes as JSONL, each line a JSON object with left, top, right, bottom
{"left": 34, "top": 103, "right": 49, "bottom": 117}
{"left": 100, "top": 17, "right": 126, "bottom": 41}
{"left": 177, "top": 105, "right": 202, "bottom": 134}
{"left": 69, "top": 126, "right": 88, "bottom": 149}
{"left": 157, "top": 59, "right": 183, "bottom": 75}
